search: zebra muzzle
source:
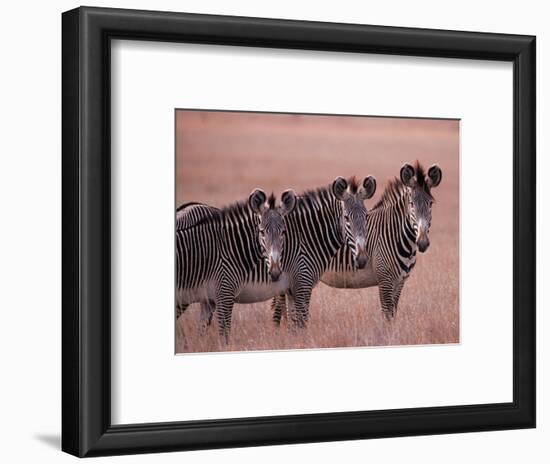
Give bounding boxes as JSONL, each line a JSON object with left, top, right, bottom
{"left": 270, "top": 266, "right": 282, "bottom": 282}
{"left": 356, "top": 253, "right": 367, "bottom": 269}
{"left": 418, "top": 236, "right": 430, "bottom": 253}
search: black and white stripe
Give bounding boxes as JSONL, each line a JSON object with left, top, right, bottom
{"left": 319, "top": 162, "right": 441, "bottom": 319}
{"left": 272, "top": 177, "right": 375, "bottom": 327}
{"left": 175, "top": 192, "right": 277, "bottom": 341}
{"left": 273, "top": 162, "right": 442, "bottom": 322}
{"left": 176, "top": 202, "right": 220, "bottom": 230}
{"left": 176, "top": 176, "right": 376, "bottom": 340}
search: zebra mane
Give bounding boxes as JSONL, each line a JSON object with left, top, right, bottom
{"left": 372, "top": 162, "right": 434, "bottom": 210}
{"left": 219, "top": 200, "right": 256, "bottom": 220}
{"left": 295, "top": 184, "right": 336, "bottom": 210}
{"left": 347, "top": 176, "right": 360, "bottom": 194}
{"left": 412, "top": 161, "right": 433, "bottom": 197}
{"left": 372, "top": 178, "right": 408, "bottom": 210}
{"left": 267, "top": 193, "right": 277, "bottom": 209}
{"left": 414, "top": 161, "right": 427, "bottom": 188}
{"left": 298, "top": 177, "right": 358, "bottom": 204}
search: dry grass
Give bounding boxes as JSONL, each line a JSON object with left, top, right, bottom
{"left": 175, "top": 111, "right": 459, "bottom": 353}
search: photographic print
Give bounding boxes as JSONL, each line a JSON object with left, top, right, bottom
{"left": 175, "top": 110, "right": 459, "bottom": 353}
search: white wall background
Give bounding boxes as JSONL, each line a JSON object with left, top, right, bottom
{"left": 0, "top": 1, "right": 546, "bottom": 463}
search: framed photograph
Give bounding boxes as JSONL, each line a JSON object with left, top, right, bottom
{"left": 174, "top": 110, "right": 459, "bottom": 354}
{"left": 62, "top": 6, "right": 535, "bottom": 457}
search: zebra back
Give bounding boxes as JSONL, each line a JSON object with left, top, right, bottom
{"left": 175, "top": 200, "right": 265, "bottom": 292}
{"left": 176, "top": 202, "right": 221, "bottom": 230}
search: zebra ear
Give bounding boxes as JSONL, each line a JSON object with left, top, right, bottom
{"left": 279, "top": 189, "right": 296, "bottom": 216}
{"left": 332, "top": 176, "right": 349, "bottom": 200}
{"left": 426, "top": 165, "right": 442, "bottom": 188}
{"left": 400, "top": 163, "right": 416, "bottom": 187}
{"left": 361, "top": 176, "right": 377, "bottom": 199}
{"left": 249, "top": 189, "right": 268, "bottom": 214}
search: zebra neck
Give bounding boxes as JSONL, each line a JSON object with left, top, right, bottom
{"left": 395, "top": 190, "right": 417, "bottom": 242}
{"left": 395, "top": 195, "right": 418, "bottom": 261}
{"left": 220, "top": 207, "right": 264, "bottom": 271}
{"left": 285, "top": 190, "right": 344, "bottom": 263}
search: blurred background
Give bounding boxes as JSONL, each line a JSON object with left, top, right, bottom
{"left": 176, "top": 110, "right": 459, "bottom": 353}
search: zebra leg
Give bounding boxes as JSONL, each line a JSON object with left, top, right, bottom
{"left": 198, "top": 301, "right": 215, "bottom": 335}
{"left": 271, "top": 294, "right": 287, "bottom": 326}
{"left": 392, "top": 279, "right": 406, "bottom": 315}
{"left": 378, "top": 280, "right": 397, "bottom": 321}
{"left": 175, "top": 304, "right": 190, "bottom": 351}
{"left": 176, "top": 303, "right": 189, "bottom": 322}
{"left": 215, "top": 292, "right": 236, "bottom": 343}
{"left": 287, "top": 287, "right": 312, "bottom": 329}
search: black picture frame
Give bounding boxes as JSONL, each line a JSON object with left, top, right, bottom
{"left": 62, "top": 6, "right": 536, "bottom": 457}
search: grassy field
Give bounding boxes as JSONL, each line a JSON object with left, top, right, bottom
{"left": 175, "top": 111, "right": 459, "bottom": 353}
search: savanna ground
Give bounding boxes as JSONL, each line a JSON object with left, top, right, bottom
{"left": 176, "top": 110, "right": 459, "bottom": 353}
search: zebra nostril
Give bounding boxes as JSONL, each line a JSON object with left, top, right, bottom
{"left": 270, "top": 269, "right": 281, "bottom": 282}
{"left": 418, "top": 239, "right": 430, "bottom": 253}
{"left": 356, "top": 254, "right": 367, "bottom": 269}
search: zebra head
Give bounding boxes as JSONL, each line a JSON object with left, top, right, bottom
{"left": 400, "top": 162, "right": 443, "bottom": 253}
{"left": 249, "top": 188, "right": 297, "bottom": 282}
{"left": 332, "top": 176, "right": 377, "bottom": 269}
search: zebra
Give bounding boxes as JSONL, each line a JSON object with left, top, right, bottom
{"left": 267, "top": 176, "right": 376, "bottom": 328}
{"left": 175, "top": 202, "right": 222, "bottom": 331}
{"left": 176, "top": 176, "right": 376, "bottom": 340}
{"left": 272, "top": 162, "right": 442, "bottom": 322}
{"left": 175, "top": 189, "right": 295, "bottom": 341}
